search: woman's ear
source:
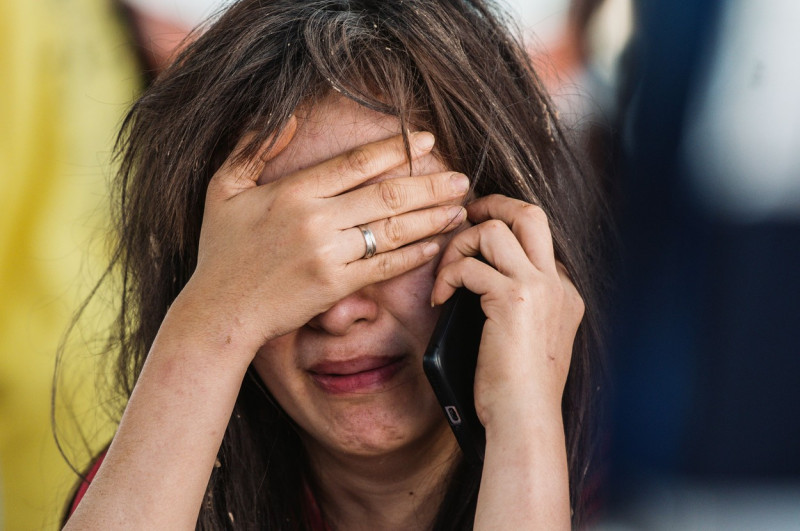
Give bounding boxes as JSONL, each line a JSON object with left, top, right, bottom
{"left": 261, "top": 115, "right": 298, "bottom": 163}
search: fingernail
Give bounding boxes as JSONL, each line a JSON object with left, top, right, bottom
{"left": 450, "top": 173, "right": 470, "bottom": 194}
{"left": 422, "top": 241, "right": 439, "bottom": 257}
{"left": 413, "top": 132, "right": 435, "bottom": 151}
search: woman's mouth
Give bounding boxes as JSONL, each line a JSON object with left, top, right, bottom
{"left": 308, "top": 356, "right": 406, "bottom": 394}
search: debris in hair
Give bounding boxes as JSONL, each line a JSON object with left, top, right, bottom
{"left": 204, "top": 489, "right": 214, "bottom": 510}
{"left": 326, "top": 78, "right": 342, "bottom": 93}
{"left": 539, "top": 100, "right": 555, "bottom": 142}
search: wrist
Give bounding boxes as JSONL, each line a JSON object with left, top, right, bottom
{"left": 478, "top": 392, "right": 571, "bottom": 531}
{"left": 479, "top": 382, "right": 564, "bottom": 433}
{"left": 160, "top": 288, "right": 264, "bottom": 368}
{"left": 482, "top": 395, "right": 566, "bottom": 454}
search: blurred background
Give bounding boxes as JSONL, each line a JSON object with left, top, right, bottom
{"left": 1, "top": 1, "right": 222, "bottom": 528}
{"left": 1, "top": 0, "right": 798, "bottom": 529}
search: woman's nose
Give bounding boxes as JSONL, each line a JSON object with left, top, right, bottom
{"left": 306, "top": 290, "right": 380, "bottom": 336}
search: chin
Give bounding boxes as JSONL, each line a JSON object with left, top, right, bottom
{"left": 310, "top": 392, "right": 448, "bottom": 458}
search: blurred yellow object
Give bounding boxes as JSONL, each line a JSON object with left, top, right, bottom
{"left": 0, "top": 0, "right": 141, "bottom": 528}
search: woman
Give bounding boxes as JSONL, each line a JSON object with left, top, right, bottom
{"left": 61, "top": 0, "right": 605, "bottom": 528}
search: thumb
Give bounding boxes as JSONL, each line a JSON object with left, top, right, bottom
{"left": 209, "top": 115, "right": 298, "bottom": 199}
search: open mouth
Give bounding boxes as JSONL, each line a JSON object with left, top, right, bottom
{"left": 308, "top": 356, "right": 406, "bottom": 394}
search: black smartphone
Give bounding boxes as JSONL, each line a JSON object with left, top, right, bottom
{"left": 423, "top": 286, "right": 486, "bottom": 466}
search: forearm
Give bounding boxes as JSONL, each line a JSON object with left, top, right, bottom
{"left": 474, "top": 406, "right": 571, "bottom": 531}
{"left": 64, "top": 300, "right": 254, "bottom": 529}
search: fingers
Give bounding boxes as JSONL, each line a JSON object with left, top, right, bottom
{"left": 466, "top": 195, "right": 556, "bottom": 274}
{"left": 437, "top": 219, "right": 532, "bottom": 278}
{"left": 336, "top": 171, "right": 470, "bottom": 228}
{"left": 290, "top": 131, "right": 436, "bottom": 198}
{"left": 431, "top": 219, "right": 529, "bottom": 305}
{"left": 433, "top": 195, "right": 562, "bottom": 306}
{"left": 208, "top": 116, "right": 298, "bottom": 200}
{"left": 341, "top": 205, "right": 466, "bottom": 262}
{"left": 345, "top": 236, "right": 445, "bottom": 287}
{"left": 431, "top": 256, "right": 501, "bottom": 306}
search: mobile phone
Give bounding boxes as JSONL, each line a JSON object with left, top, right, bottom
{"left": 423, "top": 286, "right": 486, "bottom": 465}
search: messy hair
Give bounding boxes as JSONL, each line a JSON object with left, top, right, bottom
{"left": 60, "top": 0, "right": 606, "bottom": 528}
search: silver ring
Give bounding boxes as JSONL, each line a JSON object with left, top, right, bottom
{"left": 359, "top": 225, "right": 377, "bottom": 259}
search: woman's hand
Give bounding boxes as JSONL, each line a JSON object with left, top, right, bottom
{"left": 432, "top": 194, "right": 584, "bottom": 425}
{"left": 176, "top": 122, "right": 469, "bottom": 356}
{"left": 431, "top": 194, "right": 583, "bottom": 530}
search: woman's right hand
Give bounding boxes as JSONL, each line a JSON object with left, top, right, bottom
{"left": 174, "top": 119, "right": 469, "bottom": 356}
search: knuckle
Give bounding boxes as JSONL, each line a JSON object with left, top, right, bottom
{"left": 425, "top": 174, "right": 440, "bottom": 200}
{"left": 299, "top": 212, "right": 322, "bottom": 236}
{"left": 377, "top": 253, "right": 397, "bottom": 278}
{"left": 509, "top": 284, "right": 531, "bottom": 304}
{"left": 383, "top": 216, "right": 404, "bottom": 246}
{"left": 574, "top": 295, "right": 586, "bottom": 321}
{"left": 378, "top": 180, "right": 405, "bottom": 211}
{"left": 296, "top": 213, "right": 325, "bottom": 244}
{"left": 528, "top": 281, "right": 548, "bottom": 303}
{"left": 556, "top": 263, "right": 584, "bottom": 318}
{"left": 272, "top": 178, "right": 299, "bottom": 202}
{"left": 309, "top": 247, "right": 339, "bottom": 287}
{"left": 308, "top": 250, "right": 329, "bottom": 279}
{"left": 315, "top": 241, "right": 337, "bottom": 264}
{"left": 522, "top": 203, "right": 548, "bottom": 225}
{"left": 483, "top": 219, "right": 507, "bottom": 233}
{"left": 308, "top": 210, "right": 326, "bottom": 227}
{"left": 567, "top": 284, "right": 586, "bottom": 319}
{"left": 345, "top": 147, "right": 371, "bottom": 175}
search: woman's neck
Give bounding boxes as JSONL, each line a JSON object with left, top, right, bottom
{"left": 304, "top": 424, "right": 460, "bottom": 530}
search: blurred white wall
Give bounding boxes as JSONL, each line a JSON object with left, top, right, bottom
{"left": 123, "top": 0, "right": 232, "bottom": 28}
{"left": 502, "top": 0, "right": 570, "bottom": 45}
{"left": 682, "top": 0, "right": 800, "bottom": 222}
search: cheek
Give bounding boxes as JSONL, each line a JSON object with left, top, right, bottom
{"left": 380, "top": 262, "right": 441, "bottom": 343}
{"left": 252, "top": 334, "right": 299, "bottom": 396}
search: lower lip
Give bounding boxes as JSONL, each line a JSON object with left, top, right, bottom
{"left": 310, "top": 359, "right": 405, "bottom": 395}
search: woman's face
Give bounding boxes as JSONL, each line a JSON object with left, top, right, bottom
{"left": 252, "top": 95, "right": 458, "bottom": 460}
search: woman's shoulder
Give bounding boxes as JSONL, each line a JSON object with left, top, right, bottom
{"left": 64, "top": 450, "right": 107, "bottom": 522}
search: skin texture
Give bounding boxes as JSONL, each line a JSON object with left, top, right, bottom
{"left": 64, "top": 94, "right": 581, "bottom": 530}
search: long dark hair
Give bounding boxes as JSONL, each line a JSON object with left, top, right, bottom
{"left": 58, "top": 0, "right": 606, "bottom": 528}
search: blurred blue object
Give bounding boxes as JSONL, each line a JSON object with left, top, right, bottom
{"left": 608, "top": 0, "right": 800, "bottom": 512}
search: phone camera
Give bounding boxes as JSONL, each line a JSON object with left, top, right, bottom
{"left": 445, "top": 406, "right": 462, "bottom": 425}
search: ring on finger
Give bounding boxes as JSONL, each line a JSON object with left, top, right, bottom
{"left": 359, "top": 225, "right": 378, "bottom": 259}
